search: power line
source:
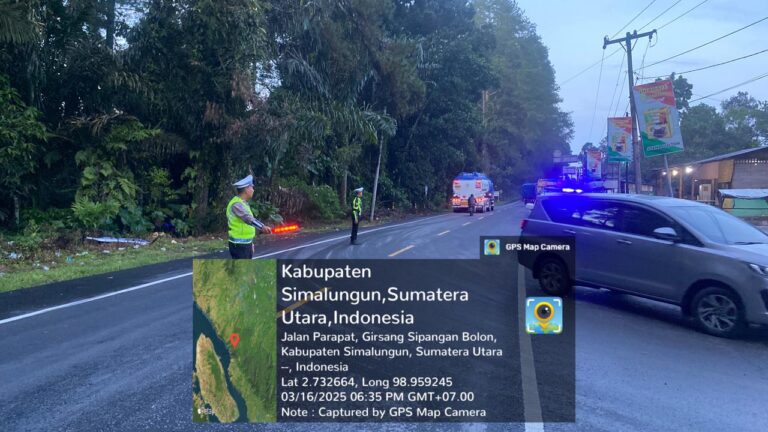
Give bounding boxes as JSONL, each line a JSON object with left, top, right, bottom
{"left": 589, "top": 49, "right": 607, "bottom": 141}
{"left": 692, "top": 93, "right": 722, "bottom": 103}
{"left": 638, "top": 0, "right": 684, "bottom": 31}
{"left": 602, "top": 52, "right": 627, "bottom": 140}
{"left": 613, "top": 70, "right": 628, "bottom": 116}
{"left": 607, "top": 52, "right": 627, "bottom": 118}
{"left": 560, "top": 48, "right": 621, "bottom": 86}
{"left": 657, "top": 0, "right": 710, "bottom": 30}
{"left": 637, "top": 36, "right": 652, "bottom": 81}
{"left": 611, "top": 0, "right": 658, "bottom": 38}
{"left": 643, "top": 48, "right": 768, "bottom": 79}
{"left": 690, "top": 71, "right": 768, "bottom": 102}
{"left": 639, "top": 16, "right": 768, "bottom": 71}
{"left": 560, "top": 0, "right": 682, "bottom": 87}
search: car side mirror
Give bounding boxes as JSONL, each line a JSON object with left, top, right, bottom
{"left": 525, "top": 203, "right": 534, "bottom": 210}
{"left": 653, "top": 227, "right": 679, "bottom": 242}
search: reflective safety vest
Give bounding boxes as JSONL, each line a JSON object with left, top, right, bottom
{"left": 352, "top": 196, "right": 362, "bottom": 222}
{"left": 227, "top": 196, "right": 256, "bottom": 244}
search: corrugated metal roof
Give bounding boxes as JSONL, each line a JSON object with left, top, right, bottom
{"left": 689, "top": 146, "right": 768, "bottom": 165}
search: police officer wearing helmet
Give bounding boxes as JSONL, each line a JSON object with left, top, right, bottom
{"left": 227, "top": 175, "right": 272, "bottom": 259}
{"left": 350, "top": 187, "right": 363, "bottom": 245}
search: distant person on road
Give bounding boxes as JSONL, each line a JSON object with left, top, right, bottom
{"left": 468, "top": 194, "right": 476, "bottom": 216}
{"left": 350, "top": 187, "right": 363, "bottom": 245}
{"left": 226, "top": 175, "right": 272, "bottom": 259}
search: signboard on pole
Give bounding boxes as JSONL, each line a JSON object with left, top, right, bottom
{"left": 585, "top": 150, "right": 603, "bottom": 179}
{"left": 606, "top": 117, "right": 633, "bottom": 162}
{"left": 632, "top": 79, "right": 684, "bottom": 157}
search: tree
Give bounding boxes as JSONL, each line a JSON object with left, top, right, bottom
{"left": 0, "top": 0, "right": 41, "bottom": 45}
{"left": 721, "top": 91, "right": 767, "bottom": 146}
{"left": 474, "top": 0, "right": 572, "bottom": 193}
{"left": 0, "top": 75, "right": 47, "bottom": 226}
{"left": 126, "top": 0, "right": 270, "bottom": 231}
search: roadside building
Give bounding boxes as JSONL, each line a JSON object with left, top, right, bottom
{"left": 655, "top": 146, "right": 768, "bottom": 208}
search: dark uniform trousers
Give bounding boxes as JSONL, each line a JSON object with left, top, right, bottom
{"left": 229, "top": 242, "right": 253, "bottom": 259}
{"left": 351, "top": 214, "right": 359, "bottom": 243}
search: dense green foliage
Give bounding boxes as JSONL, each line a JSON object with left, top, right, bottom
{"left": 0, "top": 0, "right": 572, "bottom": 234}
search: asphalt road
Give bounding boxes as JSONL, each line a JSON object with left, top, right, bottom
{"left": 1, "top": 201, "right": 767, "bottom": 431}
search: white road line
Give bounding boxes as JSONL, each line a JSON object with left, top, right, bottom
{"left": 0, "top": 273, "right": 192, "bottom": 326}
{"left": 0, "top": 213, "right": 450, "bottom": 325}
{"left": 462, "top": 222, "right": 471, "bottom": 226}
{"left": 478, "top": 216, "right": 485, "bottom": 220}
{"left": 437, "top": 230, "right": 450, "bottom": 237}
{"left": 388, "top": 245, "right": 415, "bottom": 257}
{"left": 253, "top": 213, "right": 445, "bottom": 258}
{"left": 1, "top": 204, "right": 522, "bottom": 326}
{"left": 518, "top": 264, "right": 544, "bottom": 432}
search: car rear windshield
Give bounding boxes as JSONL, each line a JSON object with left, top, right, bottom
{"left": 666, "top": 206, "right": 768, "bottom": 245}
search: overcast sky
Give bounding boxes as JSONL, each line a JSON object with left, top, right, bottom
{"left": 519, "top": 0, "right": 768, "bottom": 154}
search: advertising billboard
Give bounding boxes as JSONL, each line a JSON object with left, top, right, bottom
{"left": 606, "top": 117, "right": 633, "bottom": 162}
{"left": 632, "top": 79, "right": 684, "bottom": 157}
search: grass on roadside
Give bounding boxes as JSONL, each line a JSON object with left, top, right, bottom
{"left": 0, "top": 236, "right": 226, "bottom": 294}
{"left": 0, "top": 205, "right": 453, "bottom": 294}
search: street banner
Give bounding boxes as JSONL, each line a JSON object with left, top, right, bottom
{"left": 606, "top": 117, "right": 633, "bottom": 162}
{"left": 632, "top": 79, "right": 684, "bottom": 157}
{"left": 586, "top": 150, "right": 603, "bottom": 179}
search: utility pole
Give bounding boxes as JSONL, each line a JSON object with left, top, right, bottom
{"left": 604, "top": 30, "right": 655, "bottom": 193}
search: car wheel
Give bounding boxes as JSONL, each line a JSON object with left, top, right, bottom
{"left": 691, "top": 287, "right": 745, "bottom": 338}
{"left": 536, "top": 257, "right": 571, "bottom": 296}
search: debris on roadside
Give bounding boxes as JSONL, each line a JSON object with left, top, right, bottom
{"left": 86, "top": 236, "right": 150, "bottom": 246}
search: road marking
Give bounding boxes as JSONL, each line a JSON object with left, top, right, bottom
{"left": 0, "top": 206, "right": 526, "bottom": 326}
{"left": 277, "top": 287, "right": 329, "bottom": 319}
{"left": 0, "top": 273, "right": 193, "bottom": 326}
{"left": 0, "top": 214, "right": 452, "bottom": 326}
{"left": 478, "top": 216, "right": 485, "bottom": 220}
{"left": 437, "top": 230, "right": 450, "bottom": 236}
{"left": 518, "top": 264, "right": 544, "bottom": 431}
{"left": 388, "top": 245, "right": 415, "bottom": 257}
{"left": 253, "top": 213, "right": 446, "bottom": 258}
{"left": 462, "top": 222, "right": 471, "bottom": 226}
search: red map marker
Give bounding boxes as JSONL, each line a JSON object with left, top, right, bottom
{"left": 230, "top": 333, "right": 240, "bottom": 348}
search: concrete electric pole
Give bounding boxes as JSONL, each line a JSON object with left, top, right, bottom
{"left": 604, "top": 30, "right": 656, "bottom": 193}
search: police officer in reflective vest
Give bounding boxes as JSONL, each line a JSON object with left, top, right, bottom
{"left": 350, "top": 187, "right": 363, "bottom": 245}
{"left": 227, "top": 175, "right": 272, "bottom": 259}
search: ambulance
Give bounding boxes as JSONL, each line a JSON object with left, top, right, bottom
{"left": 451, "top": 172, "right": 495, "bottom": 212}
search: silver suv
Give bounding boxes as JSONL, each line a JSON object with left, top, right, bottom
{"left": 519, "top": 193, "right": 768, "bottom": 338}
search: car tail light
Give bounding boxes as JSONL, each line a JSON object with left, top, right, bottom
{"left": 520, "top": 219, "right": 528, "bottom": 230}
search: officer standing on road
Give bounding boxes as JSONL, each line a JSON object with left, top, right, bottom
{"left": 350, "top": 187, "right": 363, "bottom": 245}
{"left": 468, "top": 194, "right": 476, "bottom": 216}
{"left": 226, "top": 175, "right": 272, "bottom": 259}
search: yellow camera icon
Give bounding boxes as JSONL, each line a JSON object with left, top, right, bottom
{"left": 484, "top": 239, "right": 500, "bottom": 255}
{"left": 526, "top": 297, "right": 563, "bottom": 334}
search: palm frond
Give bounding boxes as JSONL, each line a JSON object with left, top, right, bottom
{"left": 0, "top": 0, "right": 41, "bottom": 45}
